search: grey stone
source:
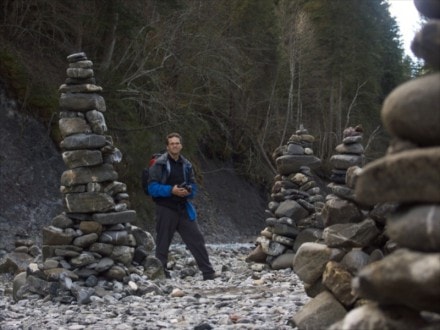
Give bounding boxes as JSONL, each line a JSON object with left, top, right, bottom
{"left": 61, "top": 164, "right": 118, "bottom": 186}
{"left": 42, "top": 226, "right": 74, "bottom": 245}
{"left": 67, "top": 52, "right": 87, "bottom": 62}
{"left": 256, "top": 236, "right": 287, "bottom": 256}
{"left": 411, "top": 21, "right": 440, "bottom": 69}
{"left": 63, "top": 192, "right": 115, "bottom": 213}
{"left": 104, "top": 265, "right": 127, "bottom": 281}
{"left": 59, "top": 117, "right": 91, "bottom": 137}
{"left": 95, "top": 257, "right": 114, "bottom": 273}
{"left": 129, "top": 226, "right": 156, "bottom": 253}
{"left": 86, "top": 110, "right": 107, "bottom": 134}
{"left": 340, "top": 249, "right": 370, "bottom": 275}
{"left": 92, "top": 210, "right": 136, "bottom": 225}
{"left": 353, "top": 249, "right": 440, "bottom": 313}
{"left": 323, "top": 218, "right": 380, "bottom": 248}
{"left": 293, "top": 242, "right": 332, "bottom": 284}
{"left": 292, "top": 291, "right": 347, "bottom": 330}
{"left": 59, "top": 92, "right": 105, "bottom": 112}
{"left": 66, "top": 68, "right": 94, "bottom": 79}
{"left": 382, "top": 73, "right": 440, "bottom": 146}
{"left": 276, "top": 155, "right": 321, "bottom": 175}
{"left": 345, "top": 166, "right": 362, "bottom": 189}
{"left": 329, "top": 303, "right": 429, "bottom": 330}
{"left": 272, "top": 223, "right": 299, "bottom": 239}
{"left": 62, "top": 149, "right": 103, "bottom": 168}
{"left": 322, "top": 261, "right": 356, "bottom": 307}
{"left": 321, "top": 197, "right": 363, "bottom": 227}
{"left": 275, "top": 200, "right": 309, "bottom": 220}
{"left": 272, "top": 234, "right": 295, "bottom": 247}
{"left": 99, "top": 230, "right": 131, "bottom": 245}
{"left": 12, "top": 271, "right": 27, "bottom": 301}
{"left": 89, "top": 242, "right": 114, "bottom": 257}
{"left": 293, "top": 228, "right": 323, "bottom": 252}
{"left": 68, "top": 60, "right": 93, "bottom": 68}
{"left": 342, "top": 135, "right": 362, "bottom": 144}
{"left": 286, "top": 143, "right": 305, "bottom": 155}
{"left": 70, "top": 252, "right": 96, "bottom": 267}
{"left": 58, "top": 83, "right": 102, "bottom": 93}
{"left": 355, "top": 147, "right": 440, "bottom": 204}
{"left": 73, "top": 233, "right": 99, "bottom": 248}
{"left": 335, "top": 143, "right": 364, "bottom": 155}
{"left": 414, "top": 0, "right": 440, "bottom": 18}
{"left": 270, "top": 252, "right": 295, "bottom": 270}
{"left": 60, "top": 133, "right": 107, "bottom": 150}
{"left": 330, "top": 154, "right": 364, "bottom": 170}
{"left": 51, "top": 213, "right": 74, "bottom": 229}
{"left": 386, "top": 204, "right": 440, "bottom": 252}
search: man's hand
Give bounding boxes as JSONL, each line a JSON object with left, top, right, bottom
{"left": 172, "top": 185, "right": 190, "bottom": 197}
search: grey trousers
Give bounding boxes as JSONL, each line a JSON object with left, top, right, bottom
{"left": 155, "top": 204, "right": 214, "bottom": 276}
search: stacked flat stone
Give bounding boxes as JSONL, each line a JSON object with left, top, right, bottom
{"left": 290, "top": 125, "right": 401, "bottom": 329}
{"left": 327, "top": 1, "right": 440, "bottom": 329}
{"left": 14, "top": 53, "right": 160, "bottom": 304}
{"left": 321, "top": 125, "right": 365, "bottom": 229}
{"left": 246, "top": 127, "right": 325, "bottom": 270}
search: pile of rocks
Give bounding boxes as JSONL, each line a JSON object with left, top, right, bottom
{"left": 321, "top": 125, "right": 365, "bottom": 230}
{"left": 9, "top": 53, "right": 163, "bottom": 304}
{"left": 290, "top": 126, "right": 392, "bottom": 329}
{"left": 331, "top": 1, "right": 440, "bottom": 328}
{"left": 292, "top": 1, "right": 440, "bottom": 328}
{"left": 246, "top": 127, "right": 325, "bottom": 269}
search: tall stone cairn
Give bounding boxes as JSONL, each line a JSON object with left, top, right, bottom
{"left": 291, "top": 125, "right": 396, "bottom": 329}
{"left": 328, "top": 1, "right": 440, "bottom": 329}
{"left": 17, "top": 53, "right": 161, "bottom": 304}
{"left": 246, "top": 126, "right": 325, "bottom": 270}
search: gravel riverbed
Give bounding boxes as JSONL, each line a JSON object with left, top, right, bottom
{"left": 0, "top": 244, "right": 309, "bottom": 330}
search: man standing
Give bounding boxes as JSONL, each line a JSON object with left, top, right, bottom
{"left": 147, "top": 132, "right": 216, "bottom": 280}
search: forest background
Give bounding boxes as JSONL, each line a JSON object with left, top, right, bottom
{"left": 0, "top": 0, "right": 424, "bottom": 230}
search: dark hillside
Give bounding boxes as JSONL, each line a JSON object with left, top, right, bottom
{"left": 0, "top": 86, "right": 267, "bottom": 251}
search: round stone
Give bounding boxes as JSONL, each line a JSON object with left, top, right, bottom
{"left": 381, "top": 73, "right": 440, "bottom": 146}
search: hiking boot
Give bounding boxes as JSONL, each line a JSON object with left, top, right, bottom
{"left": 202, "top": 272, "right": 220, "bottom": 281}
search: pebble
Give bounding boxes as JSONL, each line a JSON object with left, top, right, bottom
{"left": 0, "top": 244, "right": 308, "bottom": 329}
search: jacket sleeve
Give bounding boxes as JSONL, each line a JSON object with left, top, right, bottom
{"left": 147, "top": 161, "right": 173, "bottom": 197}
{"left": 148, "top": 181, "right": 173, "bottom": 197}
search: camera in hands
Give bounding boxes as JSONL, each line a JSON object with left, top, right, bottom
{"left": 178, "top": 182, "right": 192, "bottom": 192}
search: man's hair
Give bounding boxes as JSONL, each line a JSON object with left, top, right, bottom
{"left": 166, "top": 132, "right": 182, "bottom": 145}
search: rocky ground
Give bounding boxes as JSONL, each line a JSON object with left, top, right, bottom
{"left": 0, "top": 243, "right": 308, "bottom": 330}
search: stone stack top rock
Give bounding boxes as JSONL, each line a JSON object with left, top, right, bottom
{"left": 274, "top": 127, "right": 321, "bottom": 175}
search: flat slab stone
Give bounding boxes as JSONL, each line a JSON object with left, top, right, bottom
{"left": 355, "top": 147, "right": 440, "bottom": 205}
{"left": 59, "top": 92, "right": 106, "bottom": 112}
{"left": 64, "top": 192, "right": 115, "bottom": 213}
{"left": 92, "top": 210, "right": 136, "bottom": 225}
{"left": 276, "top": 155, "right": 321, "bottom": 175}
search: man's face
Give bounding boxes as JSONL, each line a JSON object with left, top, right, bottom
{"left": 167, "top": 137, "right": 182, "bottom": 156}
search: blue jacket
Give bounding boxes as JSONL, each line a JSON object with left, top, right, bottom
{"left": 147, "top": 153, "right": 197, "bottom": 220}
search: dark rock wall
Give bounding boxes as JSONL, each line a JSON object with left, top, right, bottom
{"left": 0, "top": 80, "right": 64, "bottom": 253}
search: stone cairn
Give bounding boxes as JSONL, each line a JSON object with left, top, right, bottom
{"left": 13, "top": 53, "right": 162, "bottom": 304}
{"left": 334, "top": 1, "right": 440, "bottom": 328}
{"left": 292, "top": 1, "right": 440, "bottom": 328}
{"left": 246, "top": 126, "right": 326, "bottom": 270}
{"left": 291, "top": 126, "right": 385, "bottom": 329}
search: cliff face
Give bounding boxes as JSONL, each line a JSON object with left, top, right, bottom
{"left": 0, "top": 82, "right": 267, "bottom": 252}
{"left": 0, "top": 82, "right": 64, "bottom": 252}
